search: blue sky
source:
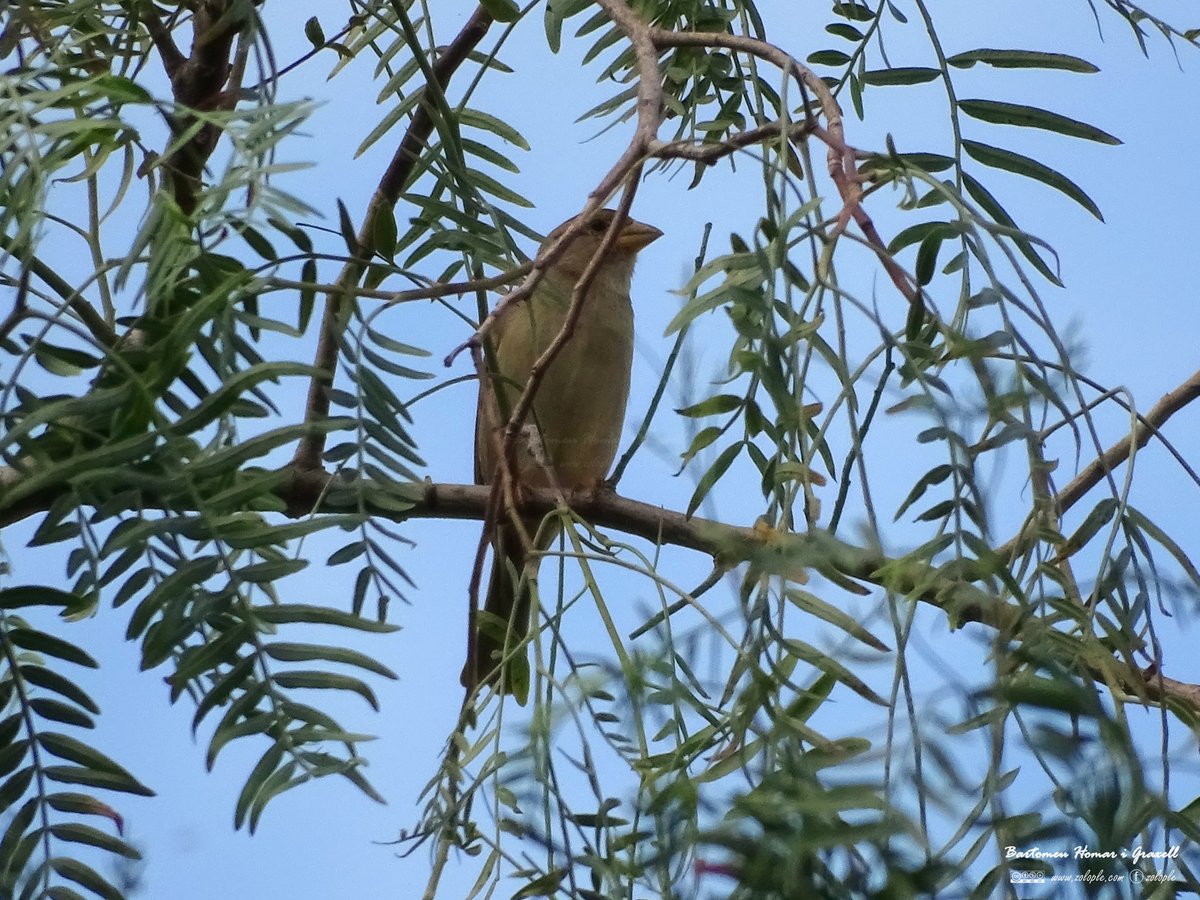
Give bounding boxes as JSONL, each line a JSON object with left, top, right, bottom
{"left": 5, "top": 1, "right": 1200, "bottom": 897}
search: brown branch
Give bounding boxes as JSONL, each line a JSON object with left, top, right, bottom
{"left": 138, "top": 0, "right": 247, "bottom": 215}
{"left": 292, "top": 6, "right": 495, "bottom": 472}
{"left": 646, "top": 27, "right": 919, "bottom": 306}
{"left": 3, "top": 465, "right": 1198, "bottom": 716}
{"left": 1056, "top": 368, "right": 1200, "bottom": 514}
{"left": 999, "top": 367, "right": 1200, "bottom": 560}
{"left": 135, "top": 1, "right": 185, "bottom": 77}
{"left": 649, "top": 120, "right": 816, "bottom": 165}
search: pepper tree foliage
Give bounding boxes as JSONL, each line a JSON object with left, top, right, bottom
{"left": 2, "top": 0, "right": 1200, "bottom": 897}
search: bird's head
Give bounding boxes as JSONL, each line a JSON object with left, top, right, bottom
{"left": 542, "top": 208, "right": 662, "bottom": 285}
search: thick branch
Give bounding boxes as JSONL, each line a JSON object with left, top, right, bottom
{"left": 138, "top": 0, "right": 246, "bottom": 214}
{"left": 2, "top": 466, "right": 1197, "bottom": 716}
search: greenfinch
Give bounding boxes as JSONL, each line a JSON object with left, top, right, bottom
{"left": 463, "top": 209, "right": 662, "bottom": 701}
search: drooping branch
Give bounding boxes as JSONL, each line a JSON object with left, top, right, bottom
{"left": 443, "top": 0, "right": 667, "bottom": 369}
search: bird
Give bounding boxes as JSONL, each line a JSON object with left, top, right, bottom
{"left": 462, "top": 208, "right": 663, "bottom": 702}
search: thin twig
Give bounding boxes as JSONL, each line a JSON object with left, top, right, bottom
{"left": 265, "top": 263, "right": 530, "bottom": 306}
{"left": 649, "top": 120, "right": 815, "bottom": 165}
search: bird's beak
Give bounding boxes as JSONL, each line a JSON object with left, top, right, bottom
{"left": 616, "top": 219, "right": 664, "bottom": 252}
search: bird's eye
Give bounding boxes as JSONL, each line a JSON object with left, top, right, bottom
{"left": 589, "top": 218, "right": 606, "bottom": 233}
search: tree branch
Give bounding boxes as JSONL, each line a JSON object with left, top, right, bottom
{"left": 999, "top": 366, "right": 1200, "bottom": 559}
{"left": 645, "top": 27, "right": 920, "bottom": 307}
{"left": 265, "top": 263, "right": 530, "bottom": 306}
{"left": 2, "top": 464, "right": 1197, "bottom": 717}
{"left": 292, "top": 5, "right": 495, "bottom": 472}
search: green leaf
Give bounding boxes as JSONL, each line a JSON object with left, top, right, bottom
{"left": 783, "top": 638, "right": 888, "bottom": 705}
{"left": 192, "top": 655, "right": 258, "bottom": 730}
{"left": 479, "top": 0, "right": 521, "bottom": 23}
{"left": 958, "top": 99, "right": 1121, "bottom": 144}
{"left": 208, "top": 709, "right": 272, "bottom": 770}
{"left": 675, "top": 394, "right": 743, "bottom": 417}
{"left": 0, "top": 739, "right": 30, "bottom": 780}
{"left": 0, "top": 767, "right": 34, "bottom": 811}
{"left": 170, "top": 362, "right": 316, "bottom": 436}
{"left": 373, "top": 207, "right": 397, "bottom": 260}
{"left": 1123, "top": 505, "right": 1200, "bottom": 587}
{"left": 686, "top": 441, "right": 742, "bottom": 518}
{"left": 887, "top": 220, "right": 958, "bottom": 255}
{"left": 678, "top": 426, "right": 722, "bottom": 467}
{"left": 336, "top": 199, "right": 360, "bottom": 257}
{"left": 252, "top": 604, "right": 399, "bottom": 633}
{"left": 327, "top": 541, "right": 368, "bottom": 566}
{"left": 19, "top": 667, "right": 99, "bottom": 714}
{"left": 38, "top": 734, "right": 137, "bottom": 782}
{"left": 860, "top": 67, "right": 940, "bottom": 86}
{"left": 784, "top": 590, "right": 889, "bottom": 652}
{"left": 947, "top": 49, "right": 1099, "bottom": 73}
{"left": 125, "top": 556, "right": 220, "bottom": 640}
{"left": 235, "top": 558, "right": 309, "bottom": 583}
{"left": 961, "top": 172, "right": 1061, "bottom": 286}
{"left": 355, "top": 91, "right": 424, "bottom": 158}
{"left": 51, "top": 856, "right": 123, "bottom": 900}
{"left": 894, "top": 464, "right": 955, "bottom": 519}
{"left": 273, "top": 670, "right": 380, "bottom": 710}
{"left": 826, "top": 23, "right": 864, "bottom": 41}
{"left": 914, "top": 231, "right": 943, "bottom": 286}
{"left": 187, "top": 421, "right": 351, "bottom": 480}
{"left": 1000, "top": 673, "right": 1096, "bottom": 714}
{"left": 29, "top": 699, "right": 93, "bottom": 729}
{"left": 265, "top": 642, "right": 397, "bottom": 679}
{"left": 0, "top": 586, "right": 85, "bottom": 612}
{"left": 458, "top": 108, "right": 530, "bottom": 150}
{"left": 234, "top": 743, "right": 286, "bottom": 831}
{"left": 43, "top": 764, "right": 154, "bottom": 796}
{"left": 832, "top": 2, "right": 875, "bottom": 22}
{"left": 247, "top": 759, "right": 301, "bottom": 834}
{"left": 807, "top": 50, "right": 851, "bottom": 66}
{"left": 6, "top": 629, "right": 97, "bottom": 668}
{"left": 298, "top": 259, "right": 317, "bottom": 332}
{"left": 962, "top": 139, "right": 1103, "bottom": 220}
{"left": 238, "top": 223, "right": 278, "bottom": 261}
{"left": 91, "top": 74, "right": 154, "bottom": 105}
{"left": 304, "top": 16, "right": 325, "bottom": 48}
{"left": 544, "top": 0, "right": 563, "bottom": 52}
{"left": 49, "top": 822, "right": 140, "bottom": 859}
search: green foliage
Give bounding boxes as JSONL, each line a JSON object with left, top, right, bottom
{"left": 0, "top": 607, "right": 147, "bottom": 899}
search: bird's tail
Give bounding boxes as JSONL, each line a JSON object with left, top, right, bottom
{"left": 461, "top": 522, "right": 532, "bottom": 704}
